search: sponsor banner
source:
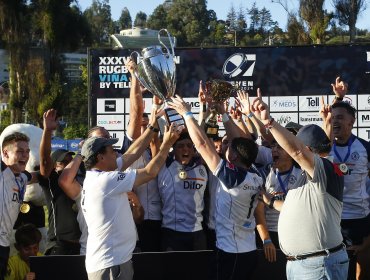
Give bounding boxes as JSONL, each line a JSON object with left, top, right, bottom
{"left": 357, "top": 94, "right": 370, "bottom": 110}
{"left": 51, "top": 139, "right": 68, "bottom": 150}
{"left": 107, "top": 131, "right": 126, "bottom": 148}
{"left": 358, "top": 128, "right": 370, "bottom": 141}
{"left": 270, "top": 113, "right": 298, "bottom": 126}
{"left": 299, "top": 96, "right": 325, "bottom": 112}
{"left": 270, "top": 96, "right": 298, "bottom": 112}
{"left": 97, "top": 115, "right": 125, "bottom": 130}
{"left": 298, "top": 112, "right": 323, "bottom": 126}
{"left": 327, "top": 95, "right": 357, "bottom": 108}
{"left": 358, "top": 112, "right": 370, "bottom": 127}
{"left": 67, "top": 139, "right": 81, "bottom": 151}
{"left": 97, "top": 98, "right": 125, "bottom": 114}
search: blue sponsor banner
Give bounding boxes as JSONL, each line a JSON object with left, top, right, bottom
{"left": 68, "top": 139, "right": 81, "bottom": 152}
{"left": 51, "top": 139, "right": 68, "bottom": 151}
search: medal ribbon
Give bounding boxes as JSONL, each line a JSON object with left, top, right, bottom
{"left": 276, "top": 167, "right": 293, "bottom": 195}
{"left": 333, "top": 135, "right": 355, "bottom": 164}
{"left": 15, "top": 176, "right": 25, "bottom": 202}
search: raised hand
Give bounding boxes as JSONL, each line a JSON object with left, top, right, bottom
{"left": 125, "top": 57, "right": 137, "bottom": 75}
{"left": 198, "top": 80, "right": 207, "bottom": 104}
{"left": 167, "top": 95, "right": 191, "bottom": 116}
{"left": 331, "top": 76, "right": 348, "bottom": 98}
{"left": 251, "top": 88, "right": 270, "bottom": 124}
{"left": 162, "top": 122, "right": 183, "bottom": 146}
{"left": 236, "top": 90, "right": 251, "bottom": 115}
{"left": 319, "top": 96, "right": 331, "bottom": 125}
{"left": 43, "top": 109, "right": 58, "bottom": 131}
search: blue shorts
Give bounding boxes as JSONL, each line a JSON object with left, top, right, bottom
{"left": 341, "top": 213, "right": 370, "bottom": 245}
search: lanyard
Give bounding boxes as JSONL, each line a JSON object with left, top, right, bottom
{"left": 276, "top": 167, "right": 293, "bottom": 194}
{"left": 333, "top": 135, "right": 355, "bottom": 163}
{"left": 15, "top": 176, "right": 25, "bottom": 202}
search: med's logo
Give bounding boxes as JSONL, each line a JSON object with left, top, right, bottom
{"left": 222, "top": 53, "right": 256, "bottom": 79}
{"left": 105, "top": 100, "right": 116, "bottom": 112}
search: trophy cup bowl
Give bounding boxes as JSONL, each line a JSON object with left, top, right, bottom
{"left": 131, "top": 29, "right": 184, "bottom": 128}
{"left": 204, "top": 79, "right": 236, "bottom": 138}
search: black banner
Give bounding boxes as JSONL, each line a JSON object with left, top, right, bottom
{"left": 88, "top": 44, "right": 370, "bottom": 144}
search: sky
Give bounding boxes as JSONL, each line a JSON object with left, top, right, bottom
{"left": 78, "top": 0, "right": 370, "bottom": 31}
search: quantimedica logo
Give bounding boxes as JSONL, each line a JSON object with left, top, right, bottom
{"left": 222, "top": 53, "right": 256, "bottom": 90}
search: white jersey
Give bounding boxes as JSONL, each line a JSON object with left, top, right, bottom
{"left": 214, "top": 160, "right": 263, "bottom": 253}
{"left": 127, "top": 150, "right": 161, "bottom": 221}
{"left": 158, "top": 157, "right": 208, "bottom": 232}
{"left": 264, "top": 165, "right": 305, "bottom": 232}
{"left": 121, "top": 135, "right": 162, "bottom": 221}
{"left": 330, "top": 135, "right": 370, "bottom": 219}
{"left": 0, "top": 160, "right": 30, "bottom": 247}
{"left": 82, "top": 159, "right": 137, "bottom": 273}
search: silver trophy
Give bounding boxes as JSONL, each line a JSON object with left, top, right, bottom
{"left": 131, "top": 29, "right": 184, "bottom": 127}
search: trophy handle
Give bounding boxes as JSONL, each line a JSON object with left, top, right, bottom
{"left": 158, "top": 29, "right": 175, "bottom": 58}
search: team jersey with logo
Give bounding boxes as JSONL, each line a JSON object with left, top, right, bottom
{"left": 0, "top": 160, "right": 30, "bottom": 247}
{"left": 121, "top": 135, "right": 162, "bottom": 220}
{"left": 206, "top": 172, "right": 220, "bottom": 230}
{"left": 82, "top": 161, "right": 137, "bottom": 273}
{"left": 214, "top": 160, "right": 263, "bottom": 253}
{"left": 329, "top": 135, "right": 370, "bottom": 219}
{"left": 158, "top": 157, "right": 208, "bottom": 232}
{"left": 264, "top": 165, "right": 305, "bottom": 232}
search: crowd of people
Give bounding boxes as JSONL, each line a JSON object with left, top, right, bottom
{"left": 0, "top": 57, "right": 369, "bottom": 280}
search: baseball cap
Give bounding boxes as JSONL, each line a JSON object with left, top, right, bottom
{"left": 51, "top": 149, "right": 75, "bottom": 163}
{"left": 81, "top": 137, "right": 118, "bottom": 161}
{"left": 296, "top": 124, "right": 330, "bottom": 149}
{"left": 285, "top": 122, "right": 303, "bottom": 135}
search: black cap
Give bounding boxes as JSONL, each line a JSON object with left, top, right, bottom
{"left": 51, "top": 149, "right": 75, "bottom": 163}
{"left": 296, "top": 124, "right": 330, "bottom": 149}
{"left": 81, "top": 137, "right": 118, "bottom": 161}
{"left": 285, "top": 122, "right": 303, "bottom": 135}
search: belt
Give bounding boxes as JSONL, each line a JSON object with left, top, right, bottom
{"left": 286, "top": 244, "right": 344, "bottom": 261}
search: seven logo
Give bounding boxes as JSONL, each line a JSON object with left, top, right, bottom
{"left": 222, "top": 53, "right": 256, "bottom": 78}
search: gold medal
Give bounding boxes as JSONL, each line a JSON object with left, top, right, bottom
{"left": 339, "top": 163, "right": 348, "bottom": 174}
{"left": 179, "top": 170, "right": 187, "bottom": 180}
{"left": 20, "top": 203, "right": 30, "bottom": 214}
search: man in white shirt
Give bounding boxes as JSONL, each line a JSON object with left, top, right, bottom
{"left": 81, "top": 124, "right": 180, "bottom": 280}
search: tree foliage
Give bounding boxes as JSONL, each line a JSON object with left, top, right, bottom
{"left": 134, "top": 11, "right": 147, "bottom": 28}
{"left": 333, "top": 0, "right": 366, "bottom": 42}
{"left": 118, "top": 7, "right": 132, "bottom": 30}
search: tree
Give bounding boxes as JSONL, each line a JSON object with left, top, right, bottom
{"left": 247, "top": 2, "right": 260, "bottom": 36}
{"left": 118, "top": 7, "right": 132, "bottom": 30}
{"left": 134, "top": 11, "right": 147, "bottom": 28}
{"left": 147, "top": 5, "right": 168, "bottom": 30}
{"left": 299, "top": 0, "right": 332, "bottom": 44}
{"left": 83, "top": 0, "right": 114, "bottom": 46}
{"left": 333, "top": 0, "right": 366, "bottom": 42}
{"left": 226, "top": 4, "right": 237, "bottom": 31}
{"left": 287, "top": 14, "right": 310, "bottom": 45}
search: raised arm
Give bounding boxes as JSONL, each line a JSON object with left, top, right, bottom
{"left": 250, "top": 91, "right": 315, "bottom": 178}
{"left": 39, "top": 109, "right": 58, "bottom": 178}
{"left": 126, "top": 58, "right": 144, "bottom": 140}
{"left": 58, "top": 153, "right": 83, "bottom": 200}
{"left": 168, "top": 95, "right": 221, "bottom": 173}
{"left": 134, "top": 123, "right": 182, "bottom": 187}
{"left": 121, "top": 112, "right": 160, "bottom": 171}
{"left": 331, "top": 76, "right": 348, "bottom": 104}
{"left": 320, "top": 96, "right": 333, "bottom": 143}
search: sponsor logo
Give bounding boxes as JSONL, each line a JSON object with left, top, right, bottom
{"left": 300, "top": 116, "right": 322, "bottom": 122}
{"left": 306, "top": 97, "right": 319, "bottom": 107}
{"left": 367, "top": 130, "right": 370, "bottom": 139}
{"left": 117, "top": 172, "right": 126, "bottom": 181}
{"left": 222, "top": 53, "right": 256, "bottom": 78}
{"left": 105, "top": 100, "right": 116, "bottom": 112}
{"left": 276, "top": 116, "right": 291, "bottom": 125}
{"left": 199, "top": 167, "right": 206, "bottom": 177}
{"left": 97, "top": 120, "right": 122, "bottom": 125}
{"left": 351, "top": 152, "right": 360, "bottom": 161}
{"left": 288, "top": 175, "right": 297, "bottom": 185}
{"left": 183, "top": 181, "right": 204, "bottom": 189}
{"left": 272, "top": 100, "right": 297, "bottom": 108}
{"left": 368, "top": 96, "right": 370, "bottom": 105}
{"left": 362, "top": 115, "right": 370, "bottom": 122}
{"left": 70, "top": 142, "right": 79, "bottom": 149}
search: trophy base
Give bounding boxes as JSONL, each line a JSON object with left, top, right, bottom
{"left": 204, "top": 124, "right": 219, "bottom": 139}
{"left": 164, "top": 107, "right": 185, "bottom": 127}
